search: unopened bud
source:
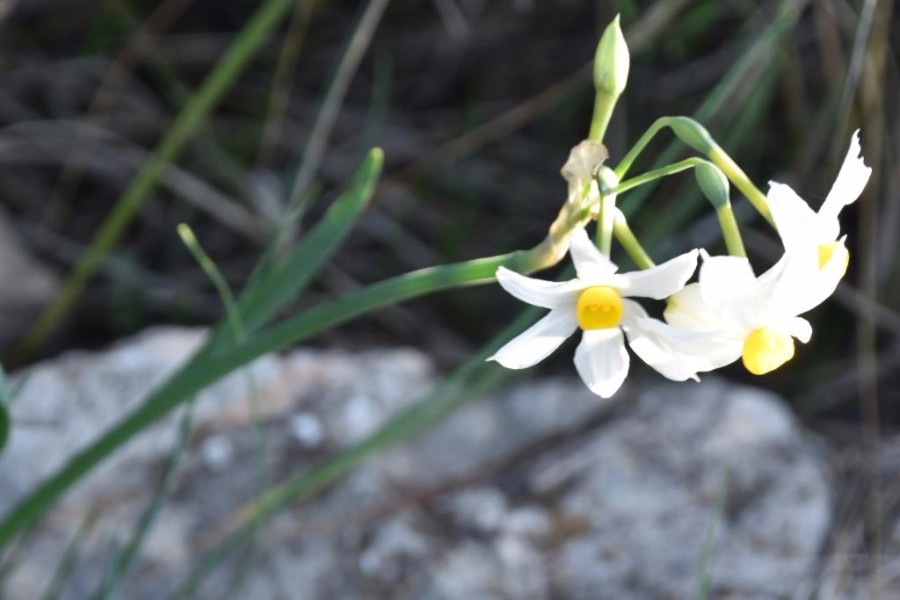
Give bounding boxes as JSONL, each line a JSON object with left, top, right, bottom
{"left": 666, "top": 117, "right": 716, "bottom": 154}
{"left": 595, "top": 165, "right": 619, "bottom": 195}
{"left": 593, "top": 15, "right": 630, "bottom": 97}
{"left": 694, "top": 161, "right": 730, "bottom": 208}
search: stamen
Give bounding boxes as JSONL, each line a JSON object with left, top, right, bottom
{"left": 577, "top": 286, "right": 623, "bottom": 330}
{"left": 741, "top": 327, "right": 795, "bottom": 375}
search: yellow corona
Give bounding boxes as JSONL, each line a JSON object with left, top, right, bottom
{"left": 741, "top": 327, "right": 795, "bottom": 375}
{"left": 576, "top": 286, "right": 623, "bottom": 330}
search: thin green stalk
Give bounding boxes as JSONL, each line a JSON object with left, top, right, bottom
{"left": 287, "top": 0, "right": 390, "bottom": 207}
{"left": 177, "top": 225, "right": 268, "bottom": 598}
{"left": 97, "top": 402, "right": 195, "bottom": 600}
{"left": 42, "top": 511, "right": 99, "bottom": 600}
{"left": 694, "top": 468, "right": 730, "bottom": 600}
{"left": 588, "top": 92, "right": 617, "bottom": 142}
{"left": 615, "top": 157, "right": 708, "bottom": 195}
{"left": 178, "top": 225, "right": 243, "bottom": 339}
{"left": 707, "top": 146, "right": 772, "bottom": 224}
{"left": 14, "top": 0, "right": 308, "bottom": 360}
{"left": 614, "top": 118, "right": 668, "bottom": 180}
{"left": 715, "top": 205, "right": 747, "bottom": 258}
{"left": 612, "top": 210, "right": 654, "bottom": 269}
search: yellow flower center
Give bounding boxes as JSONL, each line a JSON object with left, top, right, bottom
{"left": 576, "top": 286, "right": 623, "bottom": 330}
{"left": 741, "top": 327, "right": 795, "bottom": 375}
{"left": 818, "top": 241, "right": 849, "bottom": 275}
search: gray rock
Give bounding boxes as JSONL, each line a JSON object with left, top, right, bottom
{"left": 0, "top": 328, "right": 833, "bottom": 599}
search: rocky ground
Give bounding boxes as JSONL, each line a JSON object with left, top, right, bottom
{"left": 2, "top": 326, "right": 886, "bottom": 599}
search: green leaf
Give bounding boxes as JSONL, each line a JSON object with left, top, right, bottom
{"left": 0, "top": 149, "right": 382, "bottom": 549}
{"left": 14, "top": 0, "right": 310, "bottom": 359}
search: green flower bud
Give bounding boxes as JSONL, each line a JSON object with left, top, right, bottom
{"left": 694, "top": 161, "right": 730, "bottom": 208}
{"left": 666, "top": 117, "right": 716, "bottom": 154}
{"left": 593, "top": 15, "right": 630, "bottom": 97}
{"left": 595, "top": 165, "right": 619, "bottom": 195}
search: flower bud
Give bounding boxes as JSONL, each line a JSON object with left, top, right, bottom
{"left": 595, "top": 165, "right": 619, "bottom": 195}
{"left": 667, "top": 117, "right": 716, "bottom": 154}
{"left": 694, "top": 161, "right": 730, "bottom": 208}
{"left": 593, "top": 15, "right": 630, "bottom": 97}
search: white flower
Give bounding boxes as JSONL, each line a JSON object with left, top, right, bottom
{"left": 658, "top": 248, "right": 846, "bottom": 375}
{"left": 489, "top": 228, "right": 699, "bottom": 398}
{"left": 767, "top": 130, "right": 871, "bottom": 283}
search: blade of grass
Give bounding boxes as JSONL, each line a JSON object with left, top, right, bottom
{"left": 287, "top": 0, "right": 391, "bottom": 208}
{"left": 0, "top": 230, "right": 558, "bottom": 549}
{"left": 227, "top": 149, "right": 383, "bottom": 338}
{"left": 14, "top": 0, "right": 311, "bottom": 360}
{"left": 42, "top": 510, "right": 100, "bottom": 600}
{"left": 176, "top": 224, "right": 268, "bottom": 599}
{"left": 172, "top": 306, "right": 537, "bottom": 598}
{"left": 694, "top": 468, "right": 730, "bottom": 600}
{"left": 97, "top": 401, "right": 195, "bottom": 600}
{"left": 0, "top": 148, "right": 381, "bottom": 549}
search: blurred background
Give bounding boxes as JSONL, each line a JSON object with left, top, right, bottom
{"left": 1, "top": 0, "right": 897, "bottom": 414}
{"left": 0, "top": 0, "right": 898, "bottom": 597}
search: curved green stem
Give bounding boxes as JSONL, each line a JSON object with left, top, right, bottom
{"left": 715, "top": 204, "right": 747, "bottom": 258}
{"left": 614, "top": 118, "right": 669, "bottom": 180}
{"left": 612, "top": 210, "right": 654, "bottom": 269}
{"left": 614, "top": 117, "right": 774, "bottom": 226}
{"left": 615, "top": 157, "right": 709, "bottom": 195}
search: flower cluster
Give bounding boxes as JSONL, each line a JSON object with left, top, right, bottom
{"left": 490, "top": 132, "right": 870, "bottom": 398}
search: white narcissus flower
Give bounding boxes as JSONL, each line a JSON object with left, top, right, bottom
{"left": 658, "top": 248, "right": 847, "bottom": 376}
{"left": 489, "top": 228, "right": 699, "bottom": 398}
{"left": 767, "top": 130, "right": 871, "bottom": 283}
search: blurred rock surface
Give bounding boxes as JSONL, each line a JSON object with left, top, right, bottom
{"left": 0, "top": 327, "right": 831, "bottom": 599}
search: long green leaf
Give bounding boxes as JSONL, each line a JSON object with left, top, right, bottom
{"left": 229, "top": 149, "right": 383, "bottom": 336}
{"left": 0, "top": 149, "right": 383, "bottom": 548}
{"left": 15, "top": 0, "right": 310, "bottom": 358}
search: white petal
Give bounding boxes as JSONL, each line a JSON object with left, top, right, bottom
{"left": 633, "top": 316, "right": 743, "bottom": 372}
{"left": 573, "top": 328, "right": 629, "bottom": 398}
{"left": 488, "top": 308, "right": 578, "bottom": 369}
{"left": 767, "top": 181, "right": 828, "bottom": 251}
{"left": 791, "top": 237, "right": 848, "bottom": 315}
{"left": 698, "top": 252, "right": 758, "bottom": 310}
{"left": 620, "top": 303, "right": 702, "bottom": 381}
{"left": 495, "top": 266, "right": 580, "bottom": 309}
{"left": 788, "top": 317, "right": 812, "bottom": 344}
{"left": 568, "top": 227, "right": 619, "bottom": 283}
{"left": 621, "top": 249, "right": 698, "bottom": 299}
{"left": 664, "top": 283, "right": 722, "bottom": 332}
{"left": 820, "top": 130, "right": 872, "bottom": 226}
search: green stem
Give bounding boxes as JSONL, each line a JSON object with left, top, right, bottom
{"left": 708, "top": 146, "right": 773, "bottom": 225}
{"left": 612, "top": 210, "right": 655, "bottom": 269}
{"left": 614, "top": 118, "right": 668, "bottom": 179}
{"left": 588, "top": 91, "right": 618, "bottom": 142}
{"left": 715, "top": 204, "right": 747, "bottom": 258}
{"left": 614, "top": 117, "right": 774, "bottom": 226}
{"left": 615, "top": 157, "right": 708, "bottom": 195}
